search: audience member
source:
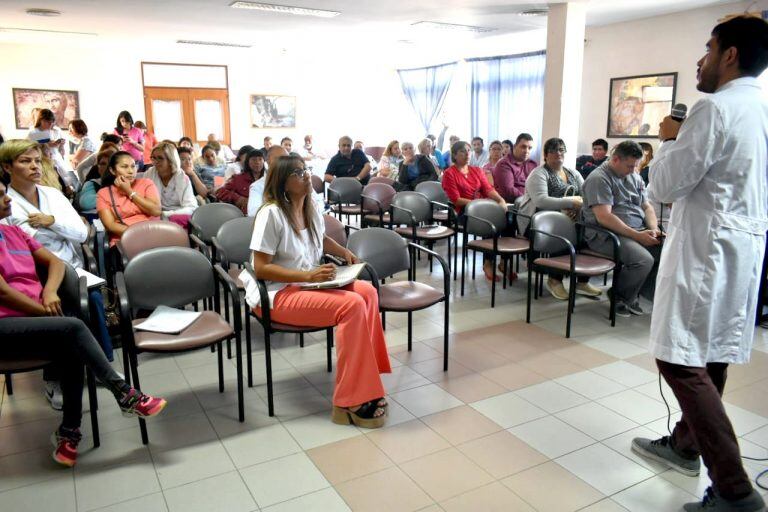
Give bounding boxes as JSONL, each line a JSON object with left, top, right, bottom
{"left": 493, "top": 133, "right": 538, "bottom": 202}
{"left": 442, "top": 140, "right": 507, "bottom": 281}
{"left": 397, "top": 141, "right": 438, "bottom": 191}
{"left": 143, "top": 142, "right": 198, "bottom": 221}
{"left": 67, "top": 119, "right": 95, "bottom": 169}
{"left": 96, "top": 152, "right": 161, "bottom": 246}
{"left": 134, "top": 121, "right": 157, "bottom": 165}
{"left": 113, "top": 111, "right": 145, "bottom": 168}
{"left": 27, "top": 109, "right": 72, "bottom": 184}
{"left": 325, "top": 136, "right": 372, "bottom": 184}
{"left": 425, "top": 134, "right": 447, "bottom": 169}
{"left": 194, "top": 144, "right": 228, "bottom": 191}
{"left": 378, "top": 140, "right": 403, "bottom": 180}
{"left": 469, "top": 136, "right": 489, "bottom": 167}
{"left": 247, "top": 145, "right": 288, "bottom": 216}
{"left": 482, "top": 140, "right": 503, "bottom": 185}
{"left": 78, "top": 146, "right": 118, "bottom": 212}
{"left": 177, "top": 147, "right": 208, "bottom": 197}
{"left": 582, "top": 140, "right": 661, "bottom": 316}
{"left": 638, "top": 142, "right": 654, "bottom": 185}
{"left": 0, "top": 181, "right": 166, "bottom": 467}
{"left": 259, "top": 136, "right": 273, "bottom": 156}
{"left": 178, "top": 136, "right": 195, "bottom": 151}
{"left": 207, "top": 133, "right": 235, "bottom": 162}
{"left": 501, "top": 139, "right": 513, "bottom": 158}
{"left": 217, "top": 149, "right": 265, "bottom": 213}
{"left": 240, "top": 155, "right": 390, "bottom": 428}
{"left": 226, "top": 145, "right": 256, "bottom": 180}
{"left": 354, "top": 141, "right": 379, "bottom": 173}
{"left": 38, "top": 144, "right": 65, "bottom": 192}
{"left": 444, "top": 135, "right": 460, "bottom": 166}
{"left": 281, "top": 137, "right": 293, "bottom": 153}
{"left": 576, "top": 138, "right": 609, "bottom": 178}
{"left": 518, "top": 137, "right": 602, "bottom": 300}
{"left": 76, "top": 134, "right": 121, "bottom": 180}
{"left": 417, "top": 138, "right": 441, "bottom": 174}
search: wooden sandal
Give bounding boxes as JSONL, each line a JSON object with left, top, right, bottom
{"left": 332, "top": 399, "right": 387, "bottom": 429}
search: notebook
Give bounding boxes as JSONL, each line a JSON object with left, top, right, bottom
{"left": 298, "top": 263, "right": 366, "bottom": 290}
{"left": 134, "top": 305, "right": 202, "bottom": 334}
{"left": 75, "top": 268, "right": 106, "bottom": 289}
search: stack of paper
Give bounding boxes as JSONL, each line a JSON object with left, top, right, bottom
{"left": 134, "top": 305, "right": 202, "bottom": 334}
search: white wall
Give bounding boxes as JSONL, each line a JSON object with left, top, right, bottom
{"left": 577, "top": 0, "right": 751, "bottom": 154}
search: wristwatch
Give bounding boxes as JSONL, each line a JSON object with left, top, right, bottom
{"left": 129, "top": 191, "right": 137, "bottom": 201}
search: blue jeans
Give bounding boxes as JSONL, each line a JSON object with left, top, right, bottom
{"left": 88, "top": 289, "right": 114, "bottom": 361}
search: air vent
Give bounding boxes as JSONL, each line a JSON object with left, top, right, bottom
{"left": 519, "top": 8, "right": 549, "bottom": 16}
{"left": 177, "top": 39, "right": 251, "bottom": 48}
{"left": 25, "top": 8, "right": 62, "bottom": 17}
{"left": 230, "top": 1, "right": 340, "bottom": 18}
{"left": 411, "top": 21, "right": 496, "bottom": 33}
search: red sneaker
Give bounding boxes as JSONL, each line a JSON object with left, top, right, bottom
{"left": 119, "top": 389, "right": 167, "bottom": 418}
{"left": 51, "top": 427, "right": 81, "bottom": 467}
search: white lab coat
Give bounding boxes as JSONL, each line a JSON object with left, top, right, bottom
{"left": 648, "top": 77, "right": 768, "bottom": 367}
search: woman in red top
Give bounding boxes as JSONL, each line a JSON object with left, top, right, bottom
{"left": 441, "top": 140, "right": 507, "bottom": 281}
{"left": 216, "top": 148, "right": 265, "bottom": 213}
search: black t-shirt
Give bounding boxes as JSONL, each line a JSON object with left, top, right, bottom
{"left": 577, "top": 156, "right": 607, "bottom": 179}
{"left": 325, "top": 149, "right": 370, "bottom": 184}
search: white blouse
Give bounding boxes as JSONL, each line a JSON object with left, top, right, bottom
{"left": 143, "top": 168, "right": 198, "bottom": 218}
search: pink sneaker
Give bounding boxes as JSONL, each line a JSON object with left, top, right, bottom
{"left": 51, "top": 427, "right": 81, "bottom": 467}
{"left": 119, "top": 389, "right": 167, "bottom": 418}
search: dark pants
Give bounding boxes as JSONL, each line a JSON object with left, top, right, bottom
{"left": 88, "top": 289, "right": 114, "bottom": 361}
{"left": 657, "top": 359, "right": 753, "bottom": 500}
{"left": 0, "top": 317, "right": 128, "bottom": 430}
{"left": 589, "top": 234, "right": 661, "bottom": 303}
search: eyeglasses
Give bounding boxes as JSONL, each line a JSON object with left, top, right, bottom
{"left": 289, "top": 168, "right": 310, "bottom": 179}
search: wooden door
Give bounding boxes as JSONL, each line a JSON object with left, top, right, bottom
{"left": 143, "top": 87, "right": 231, "bottom": 145}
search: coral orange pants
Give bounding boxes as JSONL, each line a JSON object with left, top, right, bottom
{"left": 262, "top": 280, "right": 391, "bottom": 407}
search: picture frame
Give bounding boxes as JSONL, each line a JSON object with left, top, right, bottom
{"left": 13, "top": 88, "right": 80, "bottom": 130}
{"left": 607, "top": 73, "right": 677, "bottom": 138}
{"left": 250, "top": 94, "right": 296, "bottom": 128}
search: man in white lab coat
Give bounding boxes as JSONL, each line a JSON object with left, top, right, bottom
{"left": 631, "top": 16, "right": 768, "bottom": 512}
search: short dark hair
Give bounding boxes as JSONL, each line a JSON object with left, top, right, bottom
{"left": 592, "top": 139, "right": 609, "bottom": 151}
{"left": 502, "top": 139, "right": 513, "bottom": 147}
{"left": 712, "top": 15, "right": 768, "bottom": 77}
{"left": 101, "top": 151, "right": 134, "bottom": 188}
{"left": 35, "top": 109, "right": 55, "bottom": 128}
{"left": 515, "top": 133, "right": 533, "bottom": 145}
{"left": 101, "top": 133, "right": 122, "bottom": 145}
{"left": 450, "top": 140, "right": 469, "bottom": 160}
{"left": 179, "top": 136, "right": 194, "bottom": 146}
{"left": 543, "top": 138, "right": 566, "bottom": 155}
{"left": 69, "top": 119, "right": 88, "bottom": 136}
{"left": 236, "top": 145, "right": 255, "bottom": 161}
{"left": 471, "top": 136, "right": 483, "bottom": 144}
{"left": 115, "top": 110, "right": 133, "bottom": 133}
{"left": 201, "top": 144, "right": 216, "bottom": 156}
{"left": 177, "top": 146, "right": 193, "bottom": 157}
{"left": 281, "top": 137, "right": 292, "bottom": 144}
{"left": 612, "top": 140, "right": 643, "bottom": 160}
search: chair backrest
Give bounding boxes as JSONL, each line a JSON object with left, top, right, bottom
{"left": 123, "top": 247, "right": 215, "bottom": 310}
{"left": 391, "top": 191, "right": 432, "bottom": 225}
{"left": 120, "top": 220, "right": 190, "bottom": 262}
{"left": 414, "top": 181, "right": 449, "bottom": 205}
{"left": 361, "top": 183, "right": 396, "bottom": 214}
{"left": 465, "top": 199, "right": 507, "bottom": 237}
{"left": 347, "top": 227, "right": 410, "bottom": 279}
{"left": 311, "top": 174, "right": 325, "bottom": 195}
{"left": 530, "top": 211, "right": 577, "bottom": 253}
{"left": 327, "top": 177, "right": 362, "bottom": 204}
{"left": 369, "top": 176, "right": 395, "bottom": 187}
{"left": 323, "top": 214, "right": 347, "bottom": 247}
{"left": 190, "top": 202, "right": 244, "bottom": 243}
{"left": 215, "top": 217, "right": 255, "bottom": 266}
{"left": 365, "top": 146, "right": 385, "bottom": 162}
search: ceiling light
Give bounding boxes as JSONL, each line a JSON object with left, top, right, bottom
{"left": 0, "top": 27, "right": 95, "bottom": 36}
{"left": 518, "top": 9, "right": 548, "bottom": 16}
{"left": 177, "top": 39, "right": 251, "bottom": 48}
{"left": 25, "top": 8, "right": 62, "bottom": 17}
{"left": 230, "top": 2, "right": 340, "bottom": 18}
{"left": 411, "top": 21, "right": 496, "bottom": 33}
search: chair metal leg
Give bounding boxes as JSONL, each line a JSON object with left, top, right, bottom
{"left": 472, "top": 249, "right": 476, "bottom": 280}
{"left": 265, "top": 330, "right": 274, "bottom": 416}
{"left": 5, "top": 373, "right": 12, "bottom": 395}
{"left": 326, "top": 329, "right": 333, "bottom": 373}
{"left": 86, "top": 369, "right": 100, "bottom": 448}
{"left": 502, "top": 258, "right": 507, "bottom": 290}
{"left": 299, "top": 333, "right": 304, "bottom": 348}
{"left": 217, "top": 341, "right": 224, "bottom": 393}
{"left": 234, "top": 334, "right": 244, "bottom": 422}
{"left": 491, "top": 254, "right": 497, "bottom": 308}
{"left": 453, "top": 231, "right": 458, "bottom": 280}
{"left": 460, "top": 245, "right": 467, "bottom": 296}
{"left": 566, "top": 274, "right": 576, "bottom": 338}
{"left": 533, "top": 271, "right": 539, "bottom": 300}
{"left": 407, "top": 311, "right": 413, "bottom": 351}
{"left": 526, "top": 266, "right": 533, "bottom": 323}
{"left": 128, "top": 350, "right": 148, "bottom": 444}
{"left": 245, "top": 309, "right": 253, "bottom": 387}
{"left": 443, "top": 300, "right": 450, "bottom": 371}
{"left": 381, "top": 311, "right": 386, "bottom": 331}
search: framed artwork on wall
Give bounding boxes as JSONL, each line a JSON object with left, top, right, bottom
{"left": 607, "top": 73, "right": 677, "bottom": 138}
{"left": 250, "top": 94, "right": 296, "bottom": 128}
{"left": 13, "top": 88, "right": 80, "bottom": 130}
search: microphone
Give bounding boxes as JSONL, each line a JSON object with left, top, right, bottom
{"left": 671, "top": 103, "right": 688, "bottom": 122}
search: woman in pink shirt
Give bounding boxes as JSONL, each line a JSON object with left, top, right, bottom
{"left": 481, "top": 140, "right": 504, "bottom": 185}
{"left": 441, "top": 141, "right": 507, "bottom": 281}
{"left": 113, "top": 111, "right": 145, "bottom": 167}
{"left": 96, "top": 151, "right": 161, "bottom": 246}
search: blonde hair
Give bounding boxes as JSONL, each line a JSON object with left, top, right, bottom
{"left": 151, "top": 141, "right": 182, "bottom": 175}
{"left": 383, "top": 140, "right": 399, "bottom": 157}
{"left": 0, "top": 139, "right": 41, "bottom": 169}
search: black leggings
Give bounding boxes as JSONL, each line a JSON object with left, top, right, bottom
{"left": 0, "top": 317, "right": 129, "bottom": 429}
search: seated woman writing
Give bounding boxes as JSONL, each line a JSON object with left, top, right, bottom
{"left": 240, "top": 155, "right": 391, "bottom": 428}
{"left": 96, "top": 152, "right": 161, "bottom": 246}
{"left": 0, "top": 181, "right": 166, "bottom": 467}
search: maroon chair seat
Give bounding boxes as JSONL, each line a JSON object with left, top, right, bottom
{"left": 132, "top": 311, "right": 234, "bottom": 352}
{"left": 364, "top": 212, "right": 391, "bottom": 225}
{"left": 394, "top": 225, "right": 455, "bottom": 241}
{"left": 533, "top": 255, "right": 615, "bottom": 276}
{"left": 467, "top": 236, "right": 529, "bottom": 254}
{"left": 378, "top": 282, "right": 445, "bottom": 312}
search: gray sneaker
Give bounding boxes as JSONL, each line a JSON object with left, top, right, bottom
{"left": 625, "top": 299, "right": 645, "bottom": 316}
{"left": 683, "top": 487, "right": 766, "bottom": 511}
{"left": 614, "top": 303, "right": 631, "bottom": 318}
{"left": 631, "top": 436, "right": 700, "bottom": 476}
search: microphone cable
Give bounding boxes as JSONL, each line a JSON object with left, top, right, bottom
{"left": 658, "top": 373, "right": 768, "bottom": 491}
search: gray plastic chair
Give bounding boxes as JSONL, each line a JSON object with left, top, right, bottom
{"left": 361, "top": 182, "right": 396, "bottom": 227}
{"left": 415, "top": 181, "right": 458, "bottom": 278}
{"left": 327, "top": 177, "right": 364, "bottom": 224}
{"left": 461, "top": 199, "right": 530, "bottom": 307}
{"left": 347, "top": 227, "right": 450, "bottom": 371}
{"left": 190, "top": 202, "right": 244, "bottom": 260}
{"left": 117, "top": 247, "right": 244, "bottom": 442}
{"left": 527, "top": 211, "right": 619, "bottom": 338}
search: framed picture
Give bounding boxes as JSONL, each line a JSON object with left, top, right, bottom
{"left": 13, "top": 88, "right": 80, "bottom": 130}
{"left": 250, "top": 94, "right": 296, "bottom": 128}
{"left": 607, "top": 73, "right": 677, "bottom": 138}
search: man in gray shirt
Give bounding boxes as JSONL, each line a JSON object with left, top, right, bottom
{"left": 582, "top": 140, "right": 661, "bottom": 316}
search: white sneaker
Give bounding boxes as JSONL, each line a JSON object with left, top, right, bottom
{"left": 44, "top": 380, "right": 63, "bottom": 411}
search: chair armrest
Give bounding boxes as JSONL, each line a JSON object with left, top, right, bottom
{"left": 408, "top": 242, "right": 449, "bottom": 298}
{"left": 81, "top": 242, "right": 99, "bottom": 276}
{"left": 77, "top": 276, "right": 90, "bottom": 322}
{"left": 389, "top": 203, "right": 415, "bottom": 227}
{"left": 189, "top": 233, "right": 211, "bottom": 261}
{"left": 115, "top": 272, "right": 136, "bottom": 351}
{"left": 214, "top": 264, "right": 242, "bottom": 331}
{"left": 212, "top": 236, "right": 227, "bottom": 266}
{"left": 244, "top": 262, "right": 272, "bottom": 327}
{"left": 463, "top": 213, "right": 498, "bottom": 237}
{"left": 576, "top": 221, "right": 622, "bottom": 262}
{"left": 358, "top": 262, "right": 381, "bottom": 291}
{"left": 529, "top": 229, "right": 576, "bottom": 259}
{"left": 360, "top": 194, "right": 383, "bottom": 213}
{"left": 115, "top": 241, "right": 129, "bottom": 271}
{"left": 324, "top": 254, "right": 346, "bottom": 266}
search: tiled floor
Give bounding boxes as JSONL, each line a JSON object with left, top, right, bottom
{"left": 2, "top": 250, "right": 768, "bottom": 511}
